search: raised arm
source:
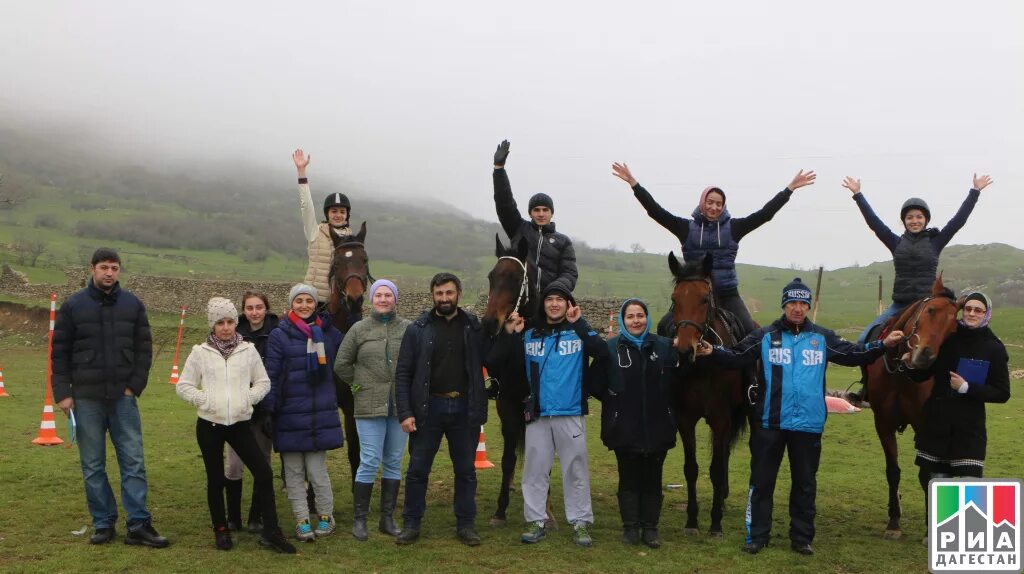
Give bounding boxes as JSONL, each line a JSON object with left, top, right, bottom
{"left": 731, "top": 170, "right": 814, "bottom": 239}
{"left": 492, "top": 140, "right": 527, "bottom": 240}
{"left": 614, "top": 162, "right": 690, "bottom": 244}
{"left": 293, "top": 148, "right": 318, "bottom": 241}
{"left": 933, "top": 175, "right": 989, "bottom": 249}
{"left": 846, "top": 177, "right": 900, "bottom": 252}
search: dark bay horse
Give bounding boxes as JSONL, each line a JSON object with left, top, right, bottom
{"left": 328, "top": 221, "right": 370, "bottom": 481}
{"left": 668, "top": 252, "right": 753, "bottom": 537}
{"left": 481, "top": 235, "right": 538, "bottom": 526}
{"left": 864, "top": 275, "right": 959, "bottom": 539}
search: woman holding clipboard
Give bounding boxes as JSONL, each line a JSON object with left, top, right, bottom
{"left": 914, "top": 291, "right": 1010, "bottom": 483}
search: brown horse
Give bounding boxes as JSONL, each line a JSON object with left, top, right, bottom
{"left": 668, "top": 252, "right": 753, "bottom": 537}
{"left": 865, "top": 274, "right": 959, "bottom": 539}
{"left": 481, "top": 235, "right": 539, "bottom": 526}
{"left": 327, "top": 221, "right": 370, "bottom": 482}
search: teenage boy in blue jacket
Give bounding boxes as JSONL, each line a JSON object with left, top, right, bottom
{"left": 697, "top": 278, "right": 904, "bottom": 556}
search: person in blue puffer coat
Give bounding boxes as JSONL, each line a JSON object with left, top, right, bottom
{"left": 613, "top": 162, "right": 817, "bottom": 334}
{"left": 262, "top": 284, "right": 344, "bottom": 543}
{"left": 697, "top": 278, "right": 904, "bottom": 556}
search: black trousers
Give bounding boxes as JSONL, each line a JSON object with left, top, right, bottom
{"left": 746, "top": 428, "right": 821, "bottom": 546}
{"left": 196, "top": 418, "right": 279, "bottom": 533}
{"left": 615, "top": 450, "right": 667, "bottom": 527}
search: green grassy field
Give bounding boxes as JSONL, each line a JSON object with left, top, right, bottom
{"left": 0, "top": 326, "right": 1021, "bottom": 573}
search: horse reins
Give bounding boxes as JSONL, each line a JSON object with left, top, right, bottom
{"left": 329, "top": 241, "right": 372, "bottom": 300}
{"left": 671, "top": 276, "right": 727, "bottom": 347}
{"left": 881, "top": 295, "right": 946, "bottom": 375}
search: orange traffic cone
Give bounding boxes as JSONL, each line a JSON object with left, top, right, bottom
{"left": 474, "top": 425, "right": 494, "bottom": 469}
{"left": 32, "top": 398, "right": 63, "bottom": 446}
{"left": 168, "top": 364, "right": 180, "bottom": 385}
{"left": 34, "top": 293, "right": 63, "bottom": 445}
{"left": 0, "top": 366, "right": 10, "bottom": 397}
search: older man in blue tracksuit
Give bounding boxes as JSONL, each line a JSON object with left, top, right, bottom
{"left": 697, "top": 278, "right": 904, "bottom": 556}
{"left": 490, "top": 284, "right": 608, "bottom": 548}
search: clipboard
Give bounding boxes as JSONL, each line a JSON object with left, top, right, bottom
{"left": 956, "top": 358, "right": 990, "bottom": 386}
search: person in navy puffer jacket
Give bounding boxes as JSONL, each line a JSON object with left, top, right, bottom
{"left": 697, "top": 278, "right": 904, "bottom": 556}
{"left": 262, "top": 284, "right": 344, "bottom": 542}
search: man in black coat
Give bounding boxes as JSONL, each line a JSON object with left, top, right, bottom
{"left": 492, "top": 140, "right": 578, "bottom": 294}
{"left": 52, "top": 248, "right": 168, "bottom": 548}
{"left": 395, "top": 273, "right": 488, "bottom": 547}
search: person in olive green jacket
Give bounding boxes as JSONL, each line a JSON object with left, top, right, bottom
{"left": 334, "top": 279, "right": 411, "bottom": 541}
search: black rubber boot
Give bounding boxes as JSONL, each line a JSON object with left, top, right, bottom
{"left": 225, "top": 478, "right": 243, "bottom": 531}
{"left": 352, "top": 481, "right": 373, "bottom": 541}
{"left": 640, "top": 492, "right": 663, "bottom": 548}
{"left": 378, "top": 479, "right": 402, "bottom": 536}
{"left": 618, "top": 491, "right": 641, "bottom": 545}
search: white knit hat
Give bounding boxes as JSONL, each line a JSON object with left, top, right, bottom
{"left": 207, "top": 297, "right": 238, "bottom": 328}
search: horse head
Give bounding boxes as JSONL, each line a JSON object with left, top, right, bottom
{"left": 329, "top": 221, "right": 369, "bottom": 312}
{"left": 484, "top": 234, "right": 535, "bottom": 336}
{"left": 893, "top": 273, "right": 959, "bottom": 370}
{"left": 669, "top": 252, "right": 715, "bottom": 361}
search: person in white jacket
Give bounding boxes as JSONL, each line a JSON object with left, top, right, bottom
{"left": 175, "top": 297, "right": 295, "bottom": 554}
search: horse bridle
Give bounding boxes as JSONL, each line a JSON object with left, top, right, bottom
{"left": 670, "top": 276, "right": 726, "bottom": 346}
{"left": 497, "top": 255, "right": 530, "bottom": 318}
{"left": 881, "top": 295, "right": 947, "bottom": 375}
{"left": 329, "top": 241, "right": 373, "bottom": 299}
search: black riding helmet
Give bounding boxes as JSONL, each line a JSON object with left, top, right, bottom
{"left": 323, "top": 192, "right": 351, "bottom": 220}
{"left": 900, "top": 197, "right": 931, "bottom": 225}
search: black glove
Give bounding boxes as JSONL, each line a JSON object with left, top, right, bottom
{"left": 493, "top": 140, "right": 510, "bottom": 167}
{"left": 486, "top": 375, "right": 501, "bottom": 400}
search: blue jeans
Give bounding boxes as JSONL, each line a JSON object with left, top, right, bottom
{"left": 402, "top": 396, "right": 478, "bottom": 529}
{"left": 857, "top": 301, "right": 911, "bottom": 344}
{"left": 75, "top": 396, "right": 151, "bottom": 530}
{"left": 355, "top": 416, "right": 407, "bottom": 483}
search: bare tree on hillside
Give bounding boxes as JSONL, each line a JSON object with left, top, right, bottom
{"left": 13, "top": 239, "right": 47, "bottom": 267}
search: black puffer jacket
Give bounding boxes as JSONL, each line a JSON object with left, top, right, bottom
{"left": 493, "top": 168, "right": 578, "bottom": 294}
{"left": 395, "top": 309, "right": 488, "bottom": 427}
{"left": 914, "top": 324, "right": 1010, "bottom": 464}
{"left": 51, "top": 281, "right": 153, "bottom": 402}
{"left": 237, "top": 313, "right": 280, "bottom": 360}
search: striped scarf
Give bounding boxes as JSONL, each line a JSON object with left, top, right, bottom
{"left": 288, "top": 311, "right": 330, "bottom": 384}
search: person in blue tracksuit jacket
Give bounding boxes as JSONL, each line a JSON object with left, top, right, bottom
{"left": 489, "top": 283, "right": 609, "bottom": 548}
{"left": 697, "top": 278, "right": 904, "bottom": 556}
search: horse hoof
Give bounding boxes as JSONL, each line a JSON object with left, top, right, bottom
{"left": 489, "top": 517, "right": 507, "bottom": 527}
{"left": 708, "top": 530, "right": 724, "bottom": 539}
{"left": 883, "top": 529, "right": 902, "bottom": 540}
{"left": 683, "top": 528, "right": 700, "bottom": 536}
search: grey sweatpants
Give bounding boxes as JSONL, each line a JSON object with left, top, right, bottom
{"left": 281, "top": 450, "right": 333, "bottom": 522}
{"left": 522, "top": 415, "right": 594, "bottom": 525}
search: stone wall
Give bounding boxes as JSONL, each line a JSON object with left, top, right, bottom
{"left": 0, "top": 264, "right": 626, "bottom": 333}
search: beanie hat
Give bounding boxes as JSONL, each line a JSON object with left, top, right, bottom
{"left": 528, "top": 193, "right": 554, "bottom": 213}
{"left": 781, "top": 277, "right": 813, "bottom": 308}
{"left": 323, "top": 192, "right": 352, "bottom": 220}
{"left": 289, "top": 283, "right": 319, "bottom": 304}
{"left": 900, "top": 197, "right": 931, "bottom": 225}
{"left": 542, "top": 282, "right": 576, "bottom": 306}
{"left": 698, "top": 186, "right": 726, "bottom": 217}
{"left": 207, "top": 297, "right": 239, "bottom": 329}
{"left": 960, "top": 291, "right": 992, "bottom": 329}
{"left": 369, "top": 279, "right": 398, "bottom": 304}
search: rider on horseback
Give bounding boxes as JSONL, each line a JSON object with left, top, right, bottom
{"left": 492, "top": 140, "right": 578, "bottom": 295}
{"left": 844, "top": 173, "right": 992, "bottom": 404}
{"left": 612, "top": 162, "right": 816, "bottom": 334}
{"left": 292, "top": 148, "right": 356, "bottom": 308}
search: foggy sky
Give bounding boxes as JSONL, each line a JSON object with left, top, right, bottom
{"left": 1, "top": 1, "right": 1021, "bottom": 269}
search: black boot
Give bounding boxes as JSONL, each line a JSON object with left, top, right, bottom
{"left": 225, "top": 478, "right": 243, "bottom": 531}
{"left": 352, "top": 481, "right": 373, "bottom": 541}
{"left": 618, "top": 491, "right": 641, "bottom": 545}
{"left": 378, "top": 478, "right": 402, "bottom": 536}
{"left": 640, "top": 491, "right": 663, "bottom": 549}
{"left": 246, "top": 494, "right": 263, "bottom": 533}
